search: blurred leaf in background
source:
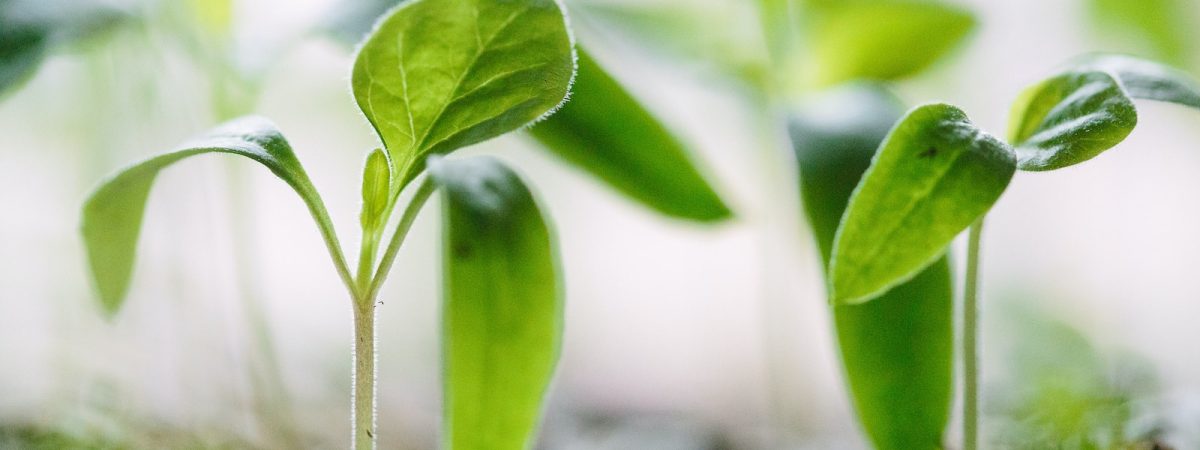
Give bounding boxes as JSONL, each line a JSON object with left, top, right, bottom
{"left": 1087, "top": 0, "right": 1196, "bottom": 68}
{"left": 0, "top": 0, "right": 129, "bottom": 97}
{"left": 990, "top": 301, "right": 1167, "bottom": 449}
{"left": 791, "top": 85, "right": 954, "bottom": 450}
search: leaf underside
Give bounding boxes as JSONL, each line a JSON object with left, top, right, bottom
{"left": 792, "top": 85, "right": 953, "bottom": 450}
{"left": 528, "top": 49, "right": 732, "bottom": 222}
{"left": 1008, "top": 70, "right": 1138, "bottom": 171}
{"left": 430, "top": 156, "right": 562, "bottom": 450}
{"left": 351, "top": 0, "right": 576, "bottom": 191}
{"left": 830, "top": 103, "right": 1015, "bottom": 305}
{"left": 1074, "top": 53, "right": 1200, "bottom": 110}
{"left": 80, "top": 117, "right": 332, "bottom": 315}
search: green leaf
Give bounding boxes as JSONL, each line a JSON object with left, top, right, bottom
{"left": 0, "top": 21, "right": 48, "bottom": 96}
{"left": 429, "top": 156, "right": 562, "bottom": 450}
{"left": 81, "top": 117, "right": 347, "bottom": 315}
{"left": 791, "top": 85, "right": 953, "bottom": 450}
{"left": 1008, "top": 70, "right": 1138, "bottom": 171}
{"left": 1, "top": 0, "right": 129, "bottom": 97}
{"left": 359, "top": 148, "right": 393, "bottom": 233}
{"left": 1074, "top": 53, "right": 1200, "bottom": 109}
{"left": 528, "top": 49, "right": 732, "bottom": 222}
{"left": 804, "top": 2, "right": 975, "bottom": 87}
{"left": 351, "top": 0, "right": 576, "bottom": 190}
{"left": 830, "top": 103, "right": 1014, "bottom": 305}
{"left": 1088, "top": 0, "right": 1195, "bottom": 66}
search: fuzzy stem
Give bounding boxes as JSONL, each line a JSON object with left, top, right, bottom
{"left": 963, "top": 218, "right": 984, "bottom": 450}
{"left": 352, "top": 297, "right": 376, "bottom": 450}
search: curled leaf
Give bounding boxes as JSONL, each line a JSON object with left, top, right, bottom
{"left": 1008, "top": 70, "right": 1138, "bottom": 171}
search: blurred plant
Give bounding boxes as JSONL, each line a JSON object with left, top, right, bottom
{"left": 1087, "top": 0, "right": 1196, "bottom": 69}
{"left": 80, "top": 0, "right": 585, "bottom": 448}
{"left": 829, "top": 54, "right": 1200, "bottom": 450}
{"left": 989, "top": 302, "right": 1167, "bottom": 449}
{"left": 0, "top": 0, "right": 130, "bottom": 98}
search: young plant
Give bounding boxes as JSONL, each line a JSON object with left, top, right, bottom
{"left": 829, "top": 54, "right": 1200, "bottom": 450}
{"left": 80, "top": 0, "right": 585, "bottom": 448}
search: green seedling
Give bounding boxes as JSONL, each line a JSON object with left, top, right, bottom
{"left": 80, "top": 0, "right": 582, "bottom": 448}
{"left": 829, "top": 54, "right": 1200, "bottom": 450}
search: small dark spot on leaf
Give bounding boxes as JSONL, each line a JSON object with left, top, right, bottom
{"left": 366, "top": 429, "right": 373, "bottom": 438}
{"left": 918, "top": 146, "right": 938, "bottom": 159}
{"left": 454, "top": 243, "right": 472, "bottom": 258}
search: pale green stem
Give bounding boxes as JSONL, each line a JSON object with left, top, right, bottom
{"left": 963, "top": 218, "right": 984, "bottom": 450}
{"left": 349, "top": 176, "right": 437, "bottom": 450}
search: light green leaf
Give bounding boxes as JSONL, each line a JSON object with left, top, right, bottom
{"left": 830, "top": 103, "right": 1014, "bottom": 305}
{"left": 81, "top": 117, "right": 348, "bottom": 315}
{"left": 1008, "top": 70, "right": 1138, "bottom": 171}
{"left": 352, "top": 0, "right": 576, "bottom": 190}
{"left": 1088, "top": 0, "right": 1195, "bottom": 66}
{"left": 1074, "top": 54, "right": 1200, "bottom": 109}
{"left": 804, "top": 2, "right": 975, "bottom": 87}
{"left": 791, "top": 85, "right": 953, "bottom": 450}
{"left": 528, "top": 49, "right": 731, "bottom": 222}
{"left": 429, "top": 156, "right": 561, "bottom": 450}
{"left": 359, "top": 148, "right": 393, "bottom": 233}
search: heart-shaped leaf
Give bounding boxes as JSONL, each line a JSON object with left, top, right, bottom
{"left": 1074, "top": 53, "right": 1200, "bottom": 109}
{"left": 352, "top": 0, "right": 576, "bottom": 190}
{"left": 81, "top": 117, "right": 348, "bottom": 315}
{"left": 830, "top": 103, "right": 1014, "bottom": 305}
{"left": 529, "top": 49, "right": 732, "bottom": 222}
{"left": 1008, "top": 70, "right": 1138, "bottom": 171}
{"left": 791, "top": 86, "right": 953, "bottom": 450}
{"left": 804, "top": 2, "right": 975, "bottom": 87}
{"left": 429, "top": 156, "right": 562, "bottom": 450}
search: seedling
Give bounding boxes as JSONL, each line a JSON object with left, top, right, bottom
{"left": 80, "top": 0, "right": 580, "bottom": 448}
{"left": 829, "top": 54, "right": 1200, "bottom": 450}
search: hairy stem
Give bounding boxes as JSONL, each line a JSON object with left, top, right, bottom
{"left": 963, "top": 218, "right": 984, "bottom": 450}
{"left": 352, "top": 297, "right": 376, "bottom": 450}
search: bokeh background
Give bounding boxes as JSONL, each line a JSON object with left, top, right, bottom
{"left": 3, "top": 0, "right": 1200, "bottom": 448}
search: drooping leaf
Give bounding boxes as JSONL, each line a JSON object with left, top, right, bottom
{"left": 1074, "top": 54, "right": 1200, "bottom": 109}
{"left": 830, "top": 103, "right": 1014, "bottom": 305}
{"left": 791, "top": 85, "right": 953, "bottom": 450}
{"left": 1008, "top": 70, "right": 1138, "bottom": 171}
{"left": 429, "top": 156, "right": 562, "bottom": 450}
{"left": 528, "top": 49, "right": 732, "bottom": 222}
{"left": 804, "top": 2, "right": 975, "bottom": 87}
{"left": 352, "top": 0, "right": 575, "bottom": 190}
{"left": 81, "top": 117, "right": 345, "bottom": 315}
{"left": 1087, "top": 0, "right": 1195, "bottom": 66}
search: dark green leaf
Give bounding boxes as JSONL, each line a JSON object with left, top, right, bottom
{"left": 0, "top": 21, "right": 47, "bottom": 96}
{"left": 830, "top": 103, "right": 1014, "bottom": 305}
{"left": 1008, "top": 70, "right": 1138, "bottom": 171}
{"left": 791, "top": 85, "right": 953, "bottom": 450}
{"left": 805, "top": 2, "right": 975, "bottom": 87}
{"left": 1088, "top": 0, "right": 1195, "bottom": 66}
{"left": 528, "top": 49, "right": 732, "bottom": 222}
{"left": 351, "top": 0, "right": 575, "bottom": 189}
{"left": 1074, "top": 53, "right": 1200, "bottom": 109}
{"left": 429, "top": 156, "right": 562, "bottom": 450}
{"left": 81, "top": 117, "right": 345, "bottom": 314}
{"left": 0, "top": 0, "right": 129, "bottom": 96}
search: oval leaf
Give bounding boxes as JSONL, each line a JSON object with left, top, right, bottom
{"left": 528, "top": 49, "right": 732, "bottom": 222}
{"left": 429, "top": 156, "right": 562, "bottom": 450}
{"left": 360, "top": 147, "right": 393, "bottom": 233}
{"left": 1008, "top": 70, "right": 1138, "bottom": 171}
{"left": 791, "top": 86, "right": 953, "bottom": 450}
{"left": 1074, "top": 53, "right": 1200, "bottom": 109}
{"left": 352, "top": 0, "right": 576, "bottom": 189}
{"left": 805, "top": 2, "right": 975, "bottom": 87}
{"left": 81, "top": 117, "right": 341, "bottom": 315}
{"left": 830, "top": 103, "right": 1014, "bottom": 305}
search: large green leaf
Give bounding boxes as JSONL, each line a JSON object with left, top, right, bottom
{"left": 351, "top": 0, "right": 575, "bottom": 190}
{"left": 528, "top": 49, "right": 732, "bottom": 222}
{"left": 429, "top": 156, "right": 562, "bottom": 450}
{"left": 830, "top": 103, "right": 1014, "bottom": 305}
{"left": 1074, "top": 54, "right": 1200, "bottom": 110}
{"left": 1008, "top": 70, "right": 1138, "bottom": 171}
{"left": 81, "top": 117, "right": 347, "bottom": 314}
{"left": 804, "top": 2, "right": 975, "bottom": 87}
{"left": 791, "top": 86, "right": 953, "bottom": 450}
